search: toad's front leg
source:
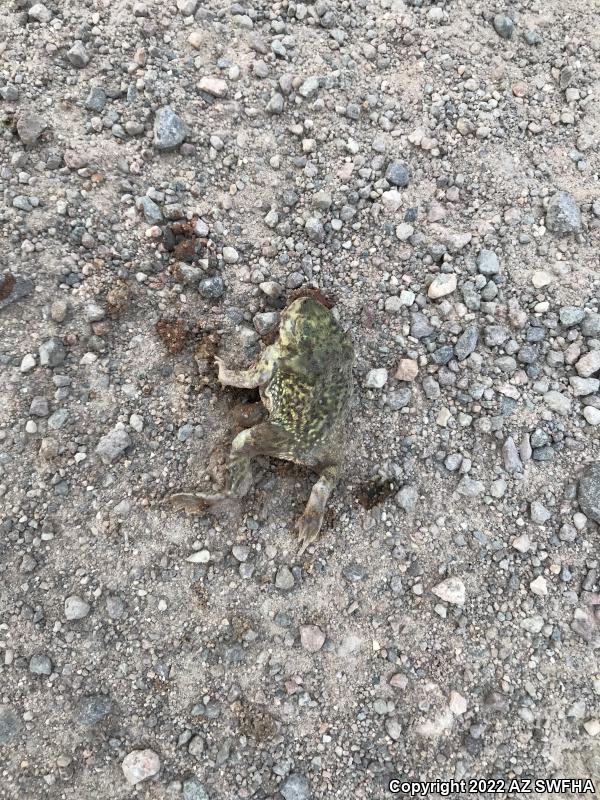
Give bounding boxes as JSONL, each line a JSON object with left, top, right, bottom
{"left": 215, "top": 344, "right": 277, "bottom": 388}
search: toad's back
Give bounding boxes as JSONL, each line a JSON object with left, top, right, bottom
{"left": 261, "top": 327, "right": 354, "bottom": 464}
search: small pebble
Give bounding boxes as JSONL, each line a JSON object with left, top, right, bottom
{"left": 280, "top": 773, "right": 312, "bottom": 800}
{"left": 199, "top": 77, "right": 228, "bottom": 97}
{"left": 275, "top": 566, "right": 294, "bottom": 590}
{"left": 365, "top": 368, "right": 388, "bottom": 389}
{"left": 428, "top": 273, "right": 457, "bottom": 299}
{"left": 67, "top": 41, "right": 91, "bottom": 68}
{"left": 300, "top": 625, "right": 326, "bottom": 653}
{"left": 29, "top": 654, "right": 52, "bottom": 675}
{"left": 64, "top": 595, "right": 91, "bottom": 620}
{"left": 477, "top": 249, "right": 500, "bottom": 276}
{"left": 153, "top": 106, "right": 186, "bottom": 150}
{"left": 577, "top": 463, "right": 600, "bottom": 523}
{"left": 529, "top": 576, "right": 548, "bottom": 597}
{"left": 431, "top": 577, "right": 466, "bottom": 606}
{"left": 493, "top": 14, "right": 514, "bottom": 39}
{"left": 546, "top": 191, "right": 582, "bottom": 235}
{"left": 122, "top": 749, "right": 161, "bottom": 785}
{"left": 96, "top": 427, "right": 132, "bottom": 464}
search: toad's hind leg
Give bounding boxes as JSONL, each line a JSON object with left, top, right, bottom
{"left": 168, "top": 422, "right": 290, "bottom": 513}
{"left": 296, "top": 465, "right": 338, "bottom": 555}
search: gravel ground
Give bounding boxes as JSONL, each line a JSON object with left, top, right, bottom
{"left": 1, "top": 0, "right": 599, "bottom": 798}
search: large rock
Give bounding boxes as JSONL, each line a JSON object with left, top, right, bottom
{"left": 198, "top": 77, "right": 228, "bottom": 97}
{"left": 477, "top": 249, "right": 500, "bottom": 275}
{"left": 385, "top": 162, "right": 410, "bottom": 187}
{"left": 84, "top": 86, "right": 107, "bottom": 112}
{"left": 428, "top": 273, "right": 457, "bottom": 299}
{"left": 298, "top": 76, "right": 319, "bottom": 98}
{"left": 546, "top": 191, "right": 582, "bottom": 235}
{"left": 153, "top": 106, "right": 186, "bottom": 150}
{"left": 578, "top": 463, "right": 600, "bottom": 523}
{"left": 300, "top": 625, "right": 326, "bottom": 653}
{"left": 582, "top": 312, "right": 600, "bottom": 337}
{"left": 29, "top": 654, "right": 52, "bottom": 675}
{"left": 39, "top": 338, "right": 65, "bottom": 367}
{"left": 16, "top": 112, "right": 46, "bottom": 145}
{"left": 576, "top": 351, "right": 600, "bottom": 377}
{"left": 64, "top": 595, "right": 90, "bottom": 620}
{"left": 280, "top": 773, "right": 312, "bottom": 800}
{"left": 502, "top": 437, "right": 523, "bottom": 473}
{"left": 305, "top": 217, "right": 325, "bottom": 242}
{"left": 454, "top": 325, "right": 479, "bottom": 360}
{"left": 137, "top": 196, "right": 163, "bottom": 224}
{"left": 543, "top": 390, "right": 572, "bottom": 415}
{"left": 365, "top": 368, "right": 388, "bottom": 389}
{"left": 76, "top": 695, "right": 112, "bottom": 725}
{"left": 432, "top": 577, "right": 466, "bottom": 605}
{"left": 96, "top": 426, "right": 132, "bottom": 464}
{"left": 199, "top": 276, "right": 225, "bottom": 300}
{"left": 183, "top": 778, "right": 210, "bottom": 800}
{"left": 28, "top": 3, "right": 53, "bottom": 22}
{"left": 177, "top": 0, "right": 198, "bottom": 14}
{"left": 122, "top": 749, "right": 160, "bottom": 785}
{"left": 493, "top": 14, "right": 514, "bottom": 39}
{"left": 67, "top": 40, "right": 91, "bottom": 68}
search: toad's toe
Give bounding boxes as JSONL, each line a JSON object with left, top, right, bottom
{"left": 167, "top": 492, "right": 228, "bottom": 514}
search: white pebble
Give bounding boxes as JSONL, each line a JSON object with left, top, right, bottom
{"left": 20, "top": 354, "right": 36, "bottom": 373}
{"left": 583, "top": 406, "right": 600, "bottom": 425}
{"left": 428, "top": 273, "right": 457, "bottom": 299}
{"left": 395, "top": 223, "right": 414, "bottom": 241}
{"left": 198, "top": 76, "right": 228, "bottom": 97}
{"left": 64, "top": 595, "right": 91, "bottom": 620}
{"left": 186, "top": 549, "right": 210, "bottom": 563}
{"left": 381, "top": 190, "right": 403, "bottom": 212}
{"left": 531, "top": 270, "right": 553, "bottom": 288}
{"left": 529, "top": 576, "right": 548, "bottom": 597}
{"left": 512, "top": 534, "right": 531, "bottom": 553}
{"left": 129, "top": 414, "right": 144, "bottom": 432}
{"left": 122, "top": 749, "right": 160, "bottom": 785}
{"left": 573, "top": 513, "right": 587, "bottom": 530}
{"left": 222, "top": 246, "right": 239, "bottom": 264}
{"left": 448, "top": 691, "right": 468, "bottom": 715}
{"left": 365, "top": 368, "right": 388, "bottom": 389}
{"left": 431, "top": 577, "right": 466, "bottom": 605}
{"left": 300, "top": 624, "right": 326, "bottom": 653}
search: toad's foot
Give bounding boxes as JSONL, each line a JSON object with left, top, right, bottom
{"left": 214, "top": 356, "right": 228, "bottom": 384}
{"left": 295, "top": 506, "right": 325, "bottom": 556}
{"left": 295, "top": 465, "right": 337, "bottom": 555}
{"left": 167, "top": 492, "right": 230, "bottom": 514}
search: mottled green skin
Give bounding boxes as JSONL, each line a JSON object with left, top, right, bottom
{"left": 260, "top": 296, "right": 354, "bottom": 467}
{"left": 169, "top": 296, "right": 354, "bottom": 552}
